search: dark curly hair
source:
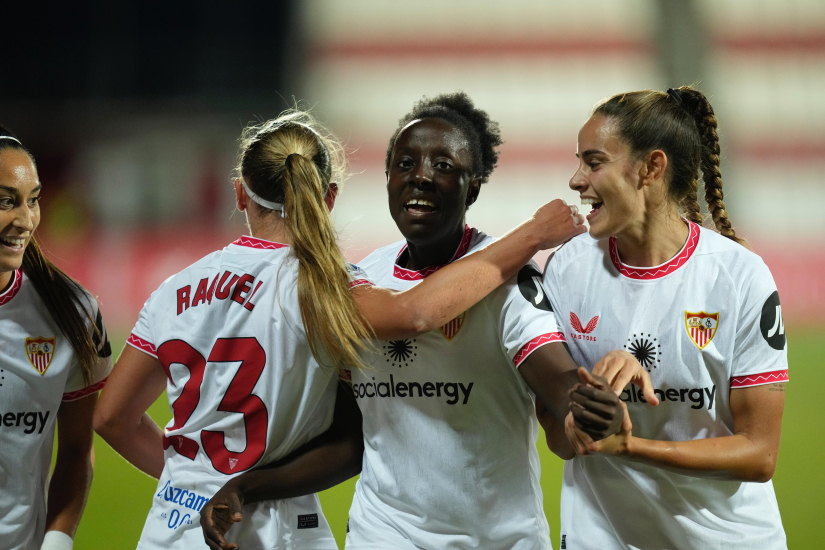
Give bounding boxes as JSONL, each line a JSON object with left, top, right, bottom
{"left": 385, "top": 92, "right": 503, "bottom": 184}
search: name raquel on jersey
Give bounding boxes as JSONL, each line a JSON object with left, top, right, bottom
{"left": 353, "top": 374, "right": 474, "bottom": 405}
{"left": 176, "top": 269, "right": 264, "bottom": 315}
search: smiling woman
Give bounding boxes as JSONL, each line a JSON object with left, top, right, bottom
{"left": 0, "top": 127, "right": 113, "bottom": 550}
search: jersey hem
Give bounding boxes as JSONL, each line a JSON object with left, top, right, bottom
{"left": 63, "top": 376, "right": 108, "bottom": 401}
{"left": 731, "top": 369, "right": 788, "bottom": 388}
{"left": 513, "top": 332, "right": 565, "bottom": 367}
{"left": 127, "top": 333, "right": 158, "bottom": 358}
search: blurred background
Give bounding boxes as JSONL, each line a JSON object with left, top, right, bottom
{"left": 4, "top": 0, "right": 823, "bottom": 547}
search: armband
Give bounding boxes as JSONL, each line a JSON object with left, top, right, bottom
{"left": 41, "top": 531, "right": 73, "bottom": 550}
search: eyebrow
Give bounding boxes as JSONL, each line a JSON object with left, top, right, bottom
{"left": 0, "top": 184, "right": 42, "bottom": 195}
{"left": 575, "top": 149, "right": 606, "bottom": 158}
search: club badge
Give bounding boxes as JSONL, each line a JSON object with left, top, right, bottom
{"left": 440, "top": 312, "right": 466, "bottom": 341}
{"left": 685, "top": 311, "right": 719, "bottom": 350}
{"left": 26, "top": 336, "right": 56, "bottom": 375}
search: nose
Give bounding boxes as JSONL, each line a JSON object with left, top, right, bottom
{"left": 569, "top": 164, "right": 587, "bottom": 193}
{"left": 410, "top": 160, "right": 435, "bottom": 187}
{"left": 12, "top": 202, "right": 35, "bottom": 233}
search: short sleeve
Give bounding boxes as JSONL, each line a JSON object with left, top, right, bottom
{"left": 347, "top": 263, "right": 374, "bottom": 289}
{"left": 491, "top": 262, "right": 565, "bottom": 368}
{"left": 62, "top": 298, "right": 114, "bottom": 401}
{"left": 126, "top": 290, "right": 159, "bottom": 359}
{"left": 730, "top": 260, "right": 788, "bottom": 388}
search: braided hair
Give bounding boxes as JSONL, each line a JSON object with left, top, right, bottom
{"left": 385, "top": 92, "right": 503, "bottom": 185}
{"left": 593, "top": 86, "right": 745, "bottom": 245}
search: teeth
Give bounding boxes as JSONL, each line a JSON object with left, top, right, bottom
{"left": 0, "top": 237, "right": 26, "bottom": 247}
{"left": 406, "top": 199, "right": 435, "bottom": 207}
{"left": 581, "top": 198, "right": 601, "bottom": 206}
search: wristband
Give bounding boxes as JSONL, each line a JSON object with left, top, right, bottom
{"left": 41, "top": 531, "right": 73, "bottom": 550}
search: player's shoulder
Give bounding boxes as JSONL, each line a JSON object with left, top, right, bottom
{"left": 357, "top": 238, "right": 407, "bottom": 275}
{"left": 695, "top": 226, "right": 772, "bottom": 281}
{"left": 543, "top": 232, "right": 602, "bottom": 273}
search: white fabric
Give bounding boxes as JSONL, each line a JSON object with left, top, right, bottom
{"left": 129, "top": 236, "right": 371, "bottom": 550}
{"left": 346, "top": 226, "right": 562, "bottom": 550}
{"left": 0, "top": 272, "right": 112, "bottom": 550}
{"left": 40, "top": 531, "right": 73, "bottom": 550}
{"left": 543, "top": 223, "right": 788, "bottom": 550}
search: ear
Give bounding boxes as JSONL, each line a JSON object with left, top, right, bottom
{"left": 640, "top": 150, "right": 668, "bottom": 187}
{"left": 324, "top": 183, "right": 339, "bottom": 212}
{"left": 465, "top": 176, "right": 482, "bottom": 206}
{"left": 234, "top": 178, "right": 248, "bottom": 211}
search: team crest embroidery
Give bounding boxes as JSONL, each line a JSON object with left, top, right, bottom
{"left": 26, "top": 336, "right": 56, "bottom": 375}
{"left": 685, "top": 311, "right": 719, "bottom": 350}
{"left": 440, "top": 312, "right": 466, "bottom": 341}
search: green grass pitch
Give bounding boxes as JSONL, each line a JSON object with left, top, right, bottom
{"left": 71, "top": 328, "right": 823, "bottom": 548}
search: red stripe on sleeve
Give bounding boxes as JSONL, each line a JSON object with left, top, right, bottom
{"left": 63, "top": 377, "right": 108, "bottom": 401}
{"left": 127, "top": 333, "right": 158, "bottom": 358}
{"left": 513, "top": 332, "right": 566, "bottom": 367}
{"left": 730, "top": 369, "right": 789, "bottom": 388}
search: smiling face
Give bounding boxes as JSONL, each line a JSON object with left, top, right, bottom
{"left": 0, "top": 148, "right": 41, "bottom": 288}
{"left": 569, "top": 114, "right": 646, "bottom": 240}
{"left": 386, "top": 118, "right": 480, "bottom": 247}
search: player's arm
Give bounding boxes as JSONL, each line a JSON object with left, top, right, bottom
{"left": 569, "top": 370, "right": 785, "bottom": 482}
{"left": 42, "top": 392, "right": 96, "bottom": 545}
{"left": 93, "top": 345, "right": 167, "bottom": 478}
{"left": 521, "top": 346, "right": 657, "bottom": 459}
{"left": 354, "top": 199, "right": 584, "bottom": 341}
{"left": 200, "top": 380, "right": 363, "bottom": 550}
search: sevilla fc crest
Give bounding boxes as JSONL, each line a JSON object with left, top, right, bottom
{"left": 685, "top": 312, "right": 719, "bottom": 350}
{"left": 440, "top": 312, "right": 466, "bottom": 341}
{"left": 26, "top": 336, "right": 56, "bottom": 375}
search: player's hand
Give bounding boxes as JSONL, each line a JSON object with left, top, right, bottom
{"left": 592, "top": 350, "right": 660, "bottom": 405}
{"left": 200, "top": 482, "right": 244, "bottom": 550}
{"left": 568, "top": 367, "right": 625, "bottom": 440}
{"left": 529, "top": 199, "right": 586, "bottom": 250}
{"left": 569, "top": 400, "right": 633, "bottom": 456}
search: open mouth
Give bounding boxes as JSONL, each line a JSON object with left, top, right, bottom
{"left": 581, "top": 197, "right": 603, "bottom": 219}
{"left": 0, "top": 236, "right": 26, "bottom": 251}
{"left": 405, "top": 198, "right": 437, "bottom": 215}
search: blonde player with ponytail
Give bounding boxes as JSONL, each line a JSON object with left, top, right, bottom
{"left": 94, "top": 109, "right": 584, "bottom": 549}
{"left": 0, "top": 128, "right": 113, "bottom": 550}
{"left": 543, "top": 87, "right": 788, "bottom": 549}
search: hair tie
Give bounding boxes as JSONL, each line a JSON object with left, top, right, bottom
{"left": 666, "top": 88, "right": 683, "bottom": 105}
{"left": 285, "top": 153, "right": 301, "bottom": 166}
{"left": 0, "top": 136, "right": 22, "bottom": 145}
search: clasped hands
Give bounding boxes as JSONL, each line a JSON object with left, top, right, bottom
{"left": 566, "top": 350, "right": 659, "bottom": 456}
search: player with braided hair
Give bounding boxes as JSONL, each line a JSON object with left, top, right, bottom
{"left": 543, "top": 86, "right": 788, "bottom": 549}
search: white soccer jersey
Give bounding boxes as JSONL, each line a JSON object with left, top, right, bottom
{"left": 128, "top": 236, "right": 372, "bottom": 550}
{"left": 346, "top": 226, "right": 563, "bottom": 550}
{"left": 0, "top": 270, "right": 112, "bottom": 550}
{"left": 543, "top": 222, "right": 788, "bottom": 550}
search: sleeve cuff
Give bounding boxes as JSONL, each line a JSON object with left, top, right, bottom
{"left": 127, "top": 333, "right": 158, "bottom": 358}
{"left": 513, "top": 332, "right": 566, "bottom": 367}
{"left": 62, "top": 377, "right": 107, "bottom": 402}
{"left": 731, "top": 369, "right": 788, "bottom": 388}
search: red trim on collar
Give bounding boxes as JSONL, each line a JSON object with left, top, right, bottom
{"left": 393, "top": 225, "right": 474, "bottom": 281}
{"left": 609, "top": 222, "right": 700, "bottom": 280}
{"left": 0, "top": 269, "right": 22, "bottom": 306}
{"left": 232, "top": 236, "right": 290, "bottom": 250}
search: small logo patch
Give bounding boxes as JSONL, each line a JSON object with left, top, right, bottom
{"left": 624, "top": 333, "right": 661, "bottom": 372}
{"left": 561, "top": 534, "right": 567, "bottom": 549}
{"left": 383, "top": 339, "right": 417, "bottom": 367}
{"left": 297, "top": 513, "right": 319, "bottom": 529}
{"left": 570, "top": 312, "right": 598, "bottom": 341}
{"left": 685, "top": 311, "right": 719, "bottom": 350}
{"left": 228, "top": 458, "right": 239, "bottom": 470}
{"left": 440, "top": 312, "right": 466, "bottom": 340}
{"left": 517, "top": 266, "right": 553, "bottom": 311}
{"left": 760, "top": 291, "right": 785, "bottom": 350}
{"left": 26, "top": 336, "right": 56, "bottom": 375}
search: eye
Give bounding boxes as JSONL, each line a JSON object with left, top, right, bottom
{"left": 396, "top": 158, "right": 414, "bottom": 170}
{"left": 587, "top": 161, "right": 601, "bottom": 170}
{"left": 28, "top": 195, "right": 41, "bottom": 207}
{"left": 0, "top": 197, "right": 12, "bottom": 209}
{"left": 434, "top": 160, "right": 454, "bottom": 171}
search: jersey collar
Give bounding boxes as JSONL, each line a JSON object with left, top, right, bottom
{"left": 231, "top": 235, "right": 290, "bottom": 250}
{"left": 609, "top": 221, "right": 700, "bottom": 280}
{"left": 393, "top": 225, "right": 474, "bottom": 281}
{"left": 0, "top": 269, "right": 23, "bottom": 306}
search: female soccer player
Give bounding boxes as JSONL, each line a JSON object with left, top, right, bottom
{"left": 93, "top": 108, "right": 587, "bottom": 549}
{"left": 544, "top": 87, "right": 788, "bottom": 549}
{"left": 200, "top": 94, "right": 653, "bottom": 550}
{"left": 0, "top": 128, "right": 112, "bottom": 550}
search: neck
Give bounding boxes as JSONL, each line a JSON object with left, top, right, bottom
{"left": 614, "top": 209, "right": 690, "bottom": 268}
{"left": 403, "top": 223, "right": 466, "bottom": 271}
{"left": 0, "top": 270, "right": 13, "bottom": 294}
{"left": 247, "top": 215, "right": 292, "bottom": 245}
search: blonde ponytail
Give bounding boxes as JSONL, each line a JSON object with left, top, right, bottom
{"left": 236, "top": 110, "right": 372, "bottom": 375}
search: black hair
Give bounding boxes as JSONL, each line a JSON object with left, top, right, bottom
{"left": 385, "top": 92, "right": 503, "bottom": 184}
{"left": 0, "top": 125, "right": 100, "bottom": 384}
